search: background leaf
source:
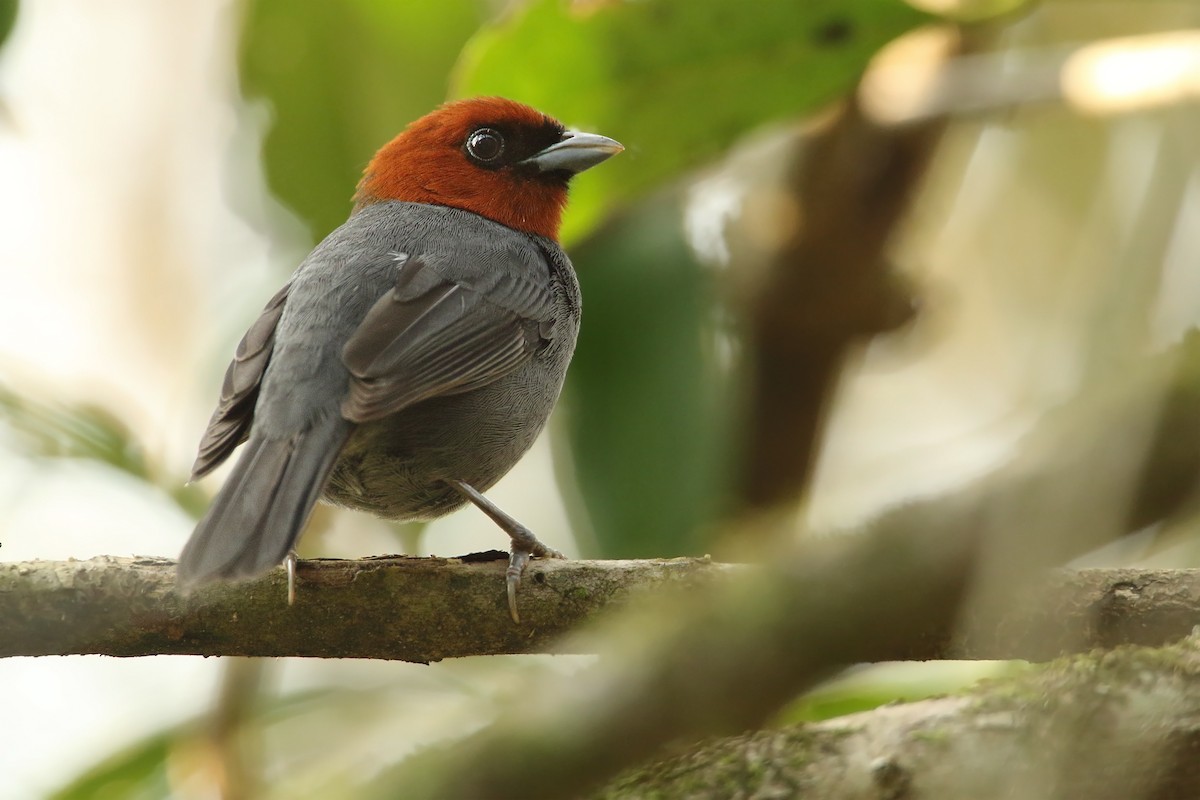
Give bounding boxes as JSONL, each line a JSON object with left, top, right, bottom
{"left": 239, "top": 0, "right": 486, "bottom": 241}
{"left": 0, "top": 385, "right": 208, "bottom": 518}
{"left": 563, "top": 194, "right": 731, "bottom": 558}
{"left": 0, "top": 0, "right": 16, "bottom": 50}
{"left": 453, "top": 0, "right": 926, "bottom": 242}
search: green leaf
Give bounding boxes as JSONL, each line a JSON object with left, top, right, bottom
{"left": 0, "top": 386, "right": 147, "bottom": 477}
{"left": 239, "top": 0, "right": 486, "bottom": 240}
{"left": 0, "top": 385, "right": 208, "bottom": 518}
{"left": 50, "top": 732, "right": 174, "bottom": 800}
{"left": 50, "top": 689, "right": 335, "bottom": 800}
{"left": 454, "top": 0, "right": 925, "bottom": 242}
{"left": 777, "top": 661, "right": 1033, "bottom": 724}
{"left": 563, "top": 194, "right": 732, "bottom": 558}
{"left": 0, "top": 1, "right": 17, "bottom": 51}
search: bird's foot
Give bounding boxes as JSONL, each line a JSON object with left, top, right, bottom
{"left": 506, "top": 528, "right": 566, "bottom": 624}
{"left": 446, "top": 478, "right": 564, "bottom": 623}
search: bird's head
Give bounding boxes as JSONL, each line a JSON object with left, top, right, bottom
{"left": 353, "top": 97, "right": 623, "bottom": 241}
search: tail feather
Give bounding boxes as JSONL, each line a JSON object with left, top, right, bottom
{"left": 178, "top": 417, "right": 352, "bottom": 587}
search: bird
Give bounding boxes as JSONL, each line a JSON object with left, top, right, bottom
{"left": 177, "top": 97, "right": 622, "bottom": 622}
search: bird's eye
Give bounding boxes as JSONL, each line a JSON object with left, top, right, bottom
{"left": 466, "top": 128, "right": 505, "bottom": 163}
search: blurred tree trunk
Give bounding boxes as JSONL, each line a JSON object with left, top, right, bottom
{"left": 595, "top": 634, "right": 1200, "bottom": 800}
{"left": 737, "top": 93, "right": 937, "bottom": 512}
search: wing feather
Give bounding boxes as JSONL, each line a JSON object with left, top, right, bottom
{"left": 340, "top": 255, "right": 554, "bottom": 423}
{"left": 191, "top": 282, "right": 291, "bottom": 479}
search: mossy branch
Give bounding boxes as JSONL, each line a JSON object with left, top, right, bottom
{"left": 0, "top": 554, "right": 723, "bottom": 661}
{"left": 3, "top": 554, "right": 1199, "bottom": 663}
{"left": 595, "top": 635, "right": 1200, "bottom": 800}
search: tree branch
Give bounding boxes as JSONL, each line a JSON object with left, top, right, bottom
{"left": 0, "top": 554, "right": 724, "bottom": 660}
{"left": 4, "top": 555, "right": 1200, "bottom": 662}
{"left": 596, "top": 634, "right": 1200, "bottom": 800}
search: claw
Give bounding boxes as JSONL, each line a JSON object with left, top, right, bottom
{"left": 506, "top": 548, "right": 531, "bottom": 623}
{"left": 506, "top": 539, "right": 566, "bottom": 623}
{"left": 285, "top": 551, "right": 297, "bottom": 606}
{"left": 507, "top": 572, "right": 521, "bottom": 624}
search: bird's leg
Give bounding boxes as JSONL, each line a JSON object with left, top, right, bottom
{"left": 285, "top": 550, "right": 298, "bottom": 606}
{"left": 446, "top": 479, "right": 565, "bottom": 623}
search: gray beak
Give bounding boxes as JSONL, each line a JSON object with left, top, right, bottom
{"left": 521, "top": 130, "right": 624, "bottom": 174}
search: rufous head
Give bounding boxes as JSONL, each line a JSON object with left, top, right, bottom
{"left": 353, "top": 97, "right": 622, "bottom": 241}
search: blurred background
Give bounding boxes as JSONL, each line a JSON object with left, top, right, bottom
{"left": 2, "top": 0, "right": 1199, "bottom": 796}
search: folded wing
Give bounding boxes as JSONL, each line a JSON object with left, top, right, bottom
{"left": 190, "top": 282, "right": 291, "bottom": 480}
{"left": 341, "top": 254, "right": 557, "bottom": 423}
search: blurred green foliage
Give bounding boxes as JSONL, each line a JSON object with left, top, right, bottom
{"left": 239, "top": 0, "right": 486, "bottom": 239}
{"left": 51, "top": 731, "right": 174, "bottom": 800}
{"left": 0, "top": 387, "right": 147, "bottom": 476}
{"left": 50, "top": 690, "right": 335, "bottom": 800}
{"left": 0, "top": 386, "right": 208, "bottom": 518}
{"left": 776, "top": 663, "right": 1032, "bottom": 725}
{"left": 0, "top": 0, "right": 16, "bottom": 50}
{"left": 455, "top": 0, "right": 925, "bottom": 242}
{"left": 565, "top": 194, "right": 731, "bottom": 558}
